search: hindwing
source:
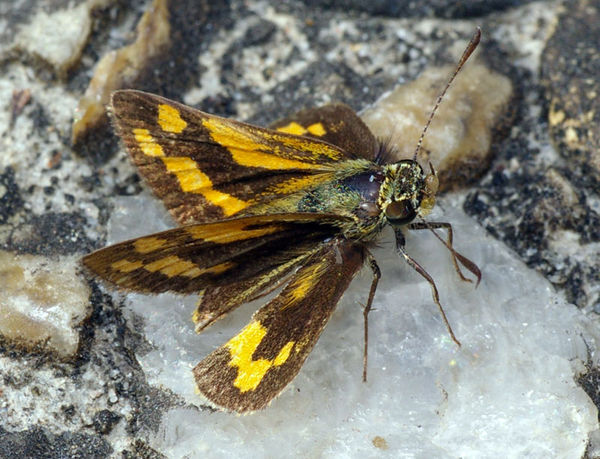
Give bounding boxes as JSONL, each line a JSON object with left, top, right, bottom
{"left": 194, "top": 238, "right": 365, "bottom": 412}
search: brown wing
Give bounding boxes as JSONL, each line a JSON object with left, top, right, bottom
{"left": 110, "top": 90, "right": 364, "bottom": 224}
{"left": 270, "top": 103, "right": 379, "bottom": 161}
{"left": 192, "top": 247, "right": 313, "bottom": 332}
{"left": 82, "top": 213, "right": 346, "bottom": 295}
{"left": 194, "top": 238, "right": 365, "bottom": 413}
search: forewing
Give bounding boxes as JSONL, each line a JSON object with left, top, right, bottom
{"left": 111, "top": 90, "right": 356, "bottom": 224}
{"left": 82, "top": 213, "right": 344, "bottom": 294}
{"left": 193, "top": 238, "right": 365, "bottom": 413}
{"left": 270, "top": 103, "right": 379, "bottom": 161}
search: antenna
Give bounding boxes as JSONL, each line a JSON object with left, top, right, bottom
{"left": 412, "top": 28, "right": 481, "bottom": 161}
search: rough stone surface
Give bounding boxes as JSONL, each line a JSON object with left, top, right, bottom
{"left": 466, "top": 0, "right": 600, "bottom": 313}
{"left": 1, "top": 0, "right": 600, "bottom": 457}
{"left": 542, "top": 0, "right": 600, "bottom": 189}
{"left": 0, "top": 426, "right": 113, "bottom": 459}
{"left": 72, "top": 0, "right": 171, "bottom": 145}
{"left": 0, "top": 251, "right": 91, "bottom": 358}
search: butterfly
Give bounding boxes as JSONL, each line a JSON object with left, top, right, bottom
{"left": 83, "top": 30, "right": 482, "bottom": 413}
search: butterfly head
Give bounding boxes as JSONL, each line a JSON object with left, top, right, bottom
{"left": 381, "top": 160, "right": 438, "bottom": 227}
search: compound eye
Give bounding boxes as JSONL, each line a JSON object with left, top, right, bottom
{"left": 385, "top": 199, "right": 416, "bottom": 225}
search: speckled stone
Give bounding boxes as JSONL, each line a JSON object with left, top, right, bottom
{"left": 0, "top": 251, "right": 91, "bottom": 358}
{"left": 542, "top": 0, "right": 600, "bottom": 190}
{"left": 465, "top": 0, "right": 600, "bottom": 312}
{"left": 2, "top": 0, "right": 600, "bottom": 457}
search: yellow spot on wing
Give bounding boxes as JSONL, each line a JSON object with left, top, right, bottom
{"left": 289, "top": 278, "right": 312, "bottom": 302}
{"left": 160, "top": 156, "right": 196, "bottom": 171}
{"left": 273, "top": 341, "right": 294, "bottom": 365}
{"left": 133, "top": 128, "right": 164, "bottom": 157}
{"left": 144, "top": 255, "right": 235, "bottom": 278}
{"left": 159, "top": 157, "right": 248, "bottom": 216}
{"left": 276, "top": 122, "right": 307, "bottom": 136}
{"left": 158, "top": 104, "right": 188, "bottom": 133}
{"left": 307, "top": 122, "right": 326, "bottom": 136}
{"left": 134, "top": 237, "right": 166, "bottom": 254}
{"left": 185, "top": 220, "right": 283, "bottom": 244}
{"left": 228, "top": 148, "right": 316, "bottom": 170}
{"left": 159, "top": 259, "right": 199, "bottom": 277}
{"left": 204, "top": 190, "right": 248, "bottom": 216}
{"left": 181, "top": 261, "right": 235, "bottom": 279}
{"left": 161, "top": 157, "right": 210, "bottom": 190}
{"left": 226, "top": 320, "right": 295, "bottom": 392}
{"left": 276, "top": 121, "right": 326, "bottom": 137}
{"left": 111, "top": 259, "right": 144, "bottom": 273}
{"left": 202, "top": 117, "right": 341, "bottom": 167}
{"left": 287, "top": 262, "right": 322, "bottom": 304}
{"left": 144, "top": 255, "right": 182, "bottom": 273}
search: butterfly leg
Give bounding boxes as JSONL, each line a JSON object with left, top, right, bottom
{"left": 395, "top": 228, "right": 461, "bottom": 347}
{"left": 408, "top": 221, "right": 481, "bottom": 285}
{"left": 362, "top": 249, "right": 381, "bottom": 383}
